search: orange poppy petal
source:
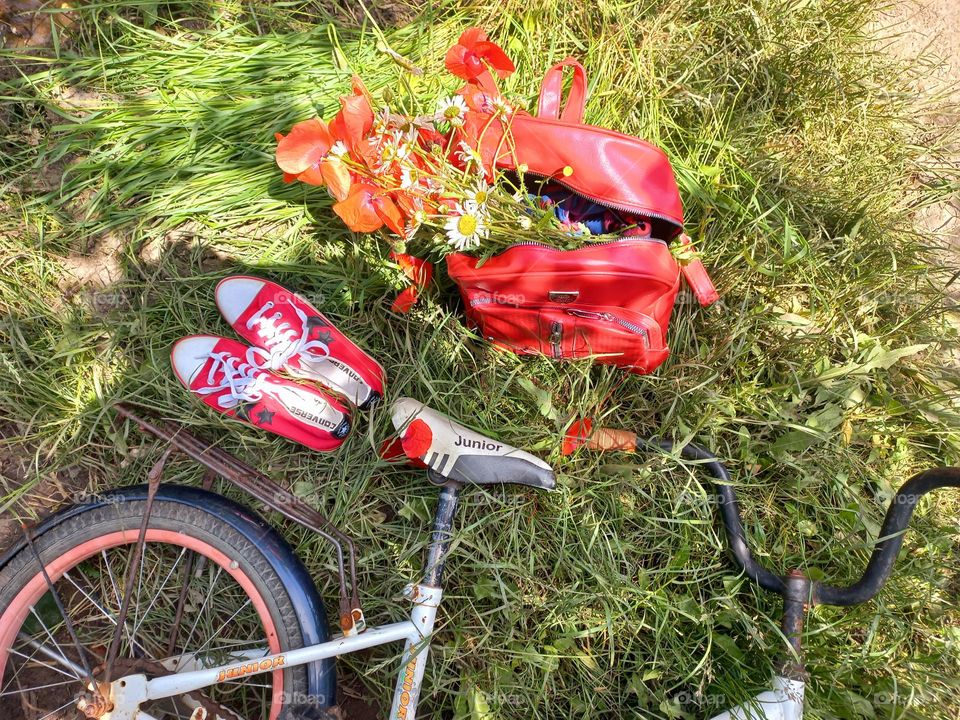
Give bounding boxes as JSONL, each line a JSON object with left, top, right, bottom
{"left": 275, "top": 118, "right": 333, "bottom": 175}
{"left": 332, "top": 184, "right": 384, "bottom": 233}
{"left": 373, "top": 195, "right": 406, "bottom": 237}
{"left": 458, "top": 27, "right": 488, "bottom": 49}
{"left": 296, "top": 164, "right": 326, "bottom": 186}
{"left": 330, "top": 94, "right": 374, "bottom": 151}
{"left": 390, "top": 252, "right": 433, "bottom": 286}
{"left": 320, "top": 158, "right": 352, "bottom": 201}
{"left": 391, "top": 286, "right": 419, "bottom": 313}
{"left": 475, "top": 40, "right": 515, "bottom": 78}
{"left": 445, "top": 43, "right": 485, "bottom": 80}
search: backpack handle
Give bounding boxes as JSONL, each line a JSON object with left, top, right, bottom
{"left": 537, "top": 58, "right": 587, "bottom": 123}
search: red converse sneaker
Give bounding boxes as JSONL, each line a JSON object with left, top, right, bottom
{"left": 215, "top": 276, "right": 385, "bottom": 409}
{"left": 171, "top": 335, "right": 351, "bottom": 452}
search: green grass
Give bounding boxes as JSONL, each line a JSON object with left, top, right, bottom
{"left": 1, "top": 0, "right": 959, "bottom": 717}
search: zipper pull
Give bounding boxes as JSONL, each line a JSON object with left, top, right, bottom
{"left": 549, "top": 320, "right": 563, "bottom": 359}
{"left": 567, "top": 309, "right": 614, "bottom": 321}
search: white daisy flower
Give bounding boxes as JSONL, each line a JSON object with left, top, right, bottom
{"left": 329, "top": 140, "right": 349, "bottom": 160}
{"left": 518, "top": 215, "right": 532, "bottom": 230}
{"left": 444, "top": 202, "right": 488, "bottom": 251}
{"left": 455, "top": 141, "right": 483, "bottom": 168}
{"left": 465, "top": 179, "right": 491, "bottom": 207}
{"left": 400, "top": 165, "right": 417, "bottom": 189}
{"left": 437, "top": 95, "right": 468, "bottom": 127}
{"left": 492, "top": 96, "right": 514, "bottom": 116}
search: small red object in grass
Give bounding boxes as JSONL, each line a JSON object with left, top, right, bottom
{"left": 562, "top": 418, "right": 593, "bottom": 456}
{"left": 390, "top": 252, "right": 433, "bottom": 313}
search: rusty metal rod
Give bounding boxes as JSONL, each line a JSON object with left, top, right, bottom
{"left": 113, "top": 403, "right": 363, "bottom": 630}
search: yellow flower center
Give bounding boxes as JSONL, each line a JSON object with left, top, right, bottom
{"left": 457, "top": 215, "right": 478, "bottom": 236}
{"left": 474, "top": 190, "right": 488, "bottom": 204}
{"left": 444, "top": 106, "right": 461, "bottom": 119}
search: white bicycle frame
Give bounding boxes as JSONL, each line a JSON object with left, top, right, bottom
{"left": 104, "top": 596, "right": 807, "bottom": 720}
{"left": 709, "top": 676, "right": 804, "bottom": 720}
{"left": 103, "top": 581, "right": 443, "bottom": 720}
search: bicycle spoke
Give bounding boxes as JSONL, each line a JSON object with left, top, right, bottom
{"left": 180, "top": 564, "right": 224, "bottom": 654}
{"left": 131, "top": 547, "right": 188, "bottom": 637}
{"left": 102, "top": 548, "right": 122, "bottom": 606}
{"left": 16, "top": 632, "right": 88, "bottom": 678}
{"left": 6, "top": 647, "right": 81, "bottom": 682}
{"left": 0, "top": 677, "right": 80, "bottom": 697}
{"left": 61, "top": 569, "right": 150, "bottom": 657}
{"left": 35, "top": 697, "right": 79, "bottom": 720}
{"left": 194, "top": 598, "right": 252, "bottom": 658}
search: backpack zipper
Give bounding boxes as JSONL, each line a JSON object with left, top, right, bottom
{"left": 505, "top": 236, "right": 665, "bottom": 251}
{"left": 565, "top": 308, "right": 650, "bottom": 348}
{"left": 549, "top": 320, "right": 563, "bottom": 358}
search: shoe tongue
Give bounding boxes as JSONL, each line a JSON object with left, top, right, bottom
{"left": 297, "top": 355, "right": 372, "bottom": 406}
{"left": 269, "top": 381, "right": 346, "bottom": 433}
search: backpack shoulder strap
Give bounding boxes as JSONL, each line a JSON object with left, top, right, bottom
{"left": 537, "top": 57, "right": 587, "bottom": 123}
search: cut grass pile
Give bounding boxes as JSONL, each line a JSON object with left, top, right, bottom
{"left": 1, "top": 0, "right": 959, "bottom": 717}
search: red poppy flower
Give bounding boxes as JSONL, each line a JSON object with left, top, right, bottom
{"left": 390, "top": 252, "right": 433, "bottom": 313}
{"left": 329, "top": 76, "right": 374, "bottom": 152}
{"left": 333, "top": 183, "right": 406, "bottom": 236}
{"left": 445, "top": 27, "right": 515, "bottom": 81}
{"left": 416, "top": 126, "right": 446, "bottom": 153}
{"left": 275, "top": 118, "right": 334, "bottom": 178}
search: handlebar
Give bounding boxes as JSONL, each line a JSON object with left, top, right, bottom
{"left": 565, "top": 422, "right": 960, "bottom": 607}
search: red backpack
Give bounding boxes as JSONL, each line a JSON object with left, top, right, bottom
{"left": 446, "top": 57, "right": 719, "bottom": 374}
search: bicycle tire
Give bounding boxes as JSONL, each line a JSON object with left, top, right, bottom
{"left": 0, "top": 495, "right": 312, "bottom": 720}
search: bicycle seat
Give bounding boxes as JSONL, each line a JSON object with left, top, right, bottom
{"left": 390, "top": 398, "right": 556, "bottom": 490}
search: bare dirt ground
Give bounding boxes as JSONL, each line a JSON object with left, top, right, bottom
{"left": 875, "top": 0, "right": 960, "bottom": 252}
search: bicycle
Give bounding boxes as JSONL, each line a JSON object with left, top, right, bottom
{"left": 0, "top": 402, "right": 956, "bottom": 720}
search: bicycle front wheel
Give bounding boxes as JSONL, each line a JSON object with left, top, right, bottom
{"left": 0, "top": 490, "right": 311, "bottom": 720}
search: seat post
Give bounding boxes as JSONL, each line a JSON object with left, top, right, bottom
{"left": 422, "top": 477, "right": 462, "bottom": 588}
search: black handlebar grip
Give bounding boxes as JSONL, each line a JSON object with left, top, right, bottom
{"left": 814, "top": 467, "right": 960, "bottom": 606}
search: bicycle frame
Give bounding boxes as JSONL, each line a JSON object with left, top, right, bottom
{"left": 106, "top": 592, "right": 440, "bottom": 720}
{"left": 103, "top": 480, "right": 462, "bottom": 720}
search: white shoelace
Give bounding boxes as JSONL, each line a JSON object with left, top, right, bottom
{"left": 194, "top": 352, "right": 267, "bottom": 408}
{"left": 244, "top": 300, "right": 331, "bottom": 371}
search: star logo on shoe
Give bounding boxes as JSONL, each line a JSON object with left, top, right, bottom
{"left": 314, "top": 329, "right": 334, "bottom": 345}
{"left": 235, "top": 401, "right": 255, "bottom": 422}
{"left": 255, "top": 407, "right": 276, "bottom": 425}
